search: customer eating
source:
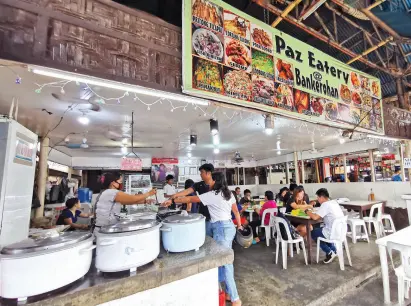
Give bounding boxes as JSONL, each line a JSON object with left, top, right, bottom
{"left": 169, "top": 163, "right": 214, "bottom": 237}
{"left": 305, "top": 188, "right": 344, "bottom": 264}
{"left": 286, "top": 186, "right": 313, "bottom": 237}
{"left": 94, "top": 172, "right": 157, "bottom": 227}
{"left": 249, "top": 190, "right": 277, "bottom": 244}
{"left": 234, "top": 187, "right": 242, "bottom": 202}
{"left": 239, "top": 189, "right": 252, "bottom": 205}
{"left": 56, "top": 197, "right": 90, "bottom": 230}
{"left": 162, "top": 172, "right": 242, "bottom": 306}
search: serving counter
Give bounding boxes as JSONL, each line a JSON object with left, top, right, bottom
{"left": 0, "top": 237, "right": 232, "bottom": 306}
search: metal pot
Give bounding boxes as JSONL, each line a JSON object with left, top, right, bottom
{"left": 0, "top": 232, "right": 94, "bottom": 301}
{"left": 115, "top": 210, "right": 157, "bottom": 221}
{"left": 160, "top": 213, "right": 205, "bottom": 252}
{"left": 95, "top": 219, "right": 161, "bottom": 273}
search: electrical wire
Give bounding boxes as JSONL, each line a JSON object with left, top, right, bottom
{"left": 43, "top": 103, "right": 77, "bottom": 139}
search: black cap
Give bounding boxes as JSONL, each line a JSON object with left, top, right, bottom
{"left": 199, "top": 163, "right": 214, "bottom": 172}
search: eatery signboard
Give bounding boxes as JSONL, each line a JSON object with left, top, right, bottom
{"left": 182, "top": 0, "right": 384, "bottom": 133}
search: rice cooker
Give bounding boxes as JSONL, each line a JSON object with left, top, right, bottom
{"left": 115, "top": 210, "right": 157, "bottom": 221}
{"left": 0, "top": 232, "right": 94, "bottom": 301}
{"left": 95, "top": 219, "right": 161, "bottom": 273}
{"left": 160, "top": 213, "right": 205, "bottom": 252}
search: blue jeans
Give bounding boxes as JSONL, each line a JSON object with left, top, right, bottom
{"left": 311, "top": 227, "right": 336, "bottom": 255}
{"left": 211, "top": 220, "right": 239, "bottom": 302}
{"left": 206, "top": 221, "right": 213, "bottom": 238}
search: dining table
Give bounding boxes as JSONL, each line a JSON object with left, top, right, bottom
{"left": 376, "top": 225, "right": 411, "bottom": 304}
{"left": 338, "top": 200, "right": 386, "bottom": 218}
{"left": 284, "top": 214, "right": 322, "bottom": 264}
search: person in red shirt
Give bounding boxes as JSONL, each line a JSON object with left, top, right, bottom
{"left": 231, "top": 191, "right": 248, "bottom": 227}
{"left": 249, "top": 190, "right": 277, "bottom": 244}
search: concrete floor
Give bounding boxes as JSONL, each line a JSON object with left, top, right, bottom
{"left": 332, "top": 273, "right": 411, "bottom": 306}
{"left": 232, "top": 238, "right": 385, "bottom": 306}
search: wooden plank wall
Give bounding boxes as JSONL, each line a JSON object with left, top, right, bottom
{"left": 0, "top": 0, "right": 182, "bottom": 93}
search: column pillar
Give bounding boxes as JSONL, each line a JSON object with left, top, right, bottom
{"left": 315, "top": 160, "right": 320, "bottom": 183}
{"left": 369, "top": 149, "right": 376, "bottom": 182}
{"left": 67, "top": 166, "right": 72, "bottom": 179}
{"left": 404, "top": 140, "right": 411, "bottom": 182}
{"left": 35, "top": 137, "right": 49, "bottom": 219}
{"left": 294, "top": 152, "right": 300, "bottom": 185}
{"left": 300, "top": 153, "right": 305, "bottom": 184}
{"left": 343, "top": 154, "right": 348, "bottom": 183}
{"left": 285, "top": 162, "right": 290, "bottom": 184}
{"left": 399, "top": 144, "right": 406, "bottom": 181}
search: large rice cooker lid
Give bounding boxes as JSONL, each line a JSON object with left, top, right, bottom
{"left": 100, "top": 219, "right": 159, "bottom": 234}
{"left": 1, "top": 232, "right": 92, "bottom": 255}
{"left": 163, "top": 213, "right": 204, "bottom": 224}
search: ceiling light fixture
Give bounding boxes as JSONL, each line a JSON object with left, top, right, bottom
{"left": 264, "top": 114, "right": 274, "bottom": 135}
{"left": 122, "top": 138, "right": 128, "bottom": 144}
{"left": 339, "top": 138, "right": 346, "bottom": 144}
{"left": 187, "top": 152, "right": 192, "bottom": 158}
{"left": 277, "top": 151, "right": 281, "bottom": 155}
{"left": 190, "top": 134, "right": 197, "bottom": 146}
{"left": 214, "top": 147, "right": 220, "bottom": 154}
{"left": 212, "top": 134, "right": 220, "bottom": 145}
{"left": 121, "top": 146, "right": 127, "bottom": 154}
{"left": 210, "top": 119, "right": 219, "bottom": 135}
{"left": 78, "top": 115, "right": 89, "bottom": 125}
{"left": 31, "top": 67, "right": 209, "bottom": 106}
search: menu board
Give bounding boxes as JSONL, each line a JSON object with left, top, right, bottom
{"left": 183, "top": 0, "right": 384, "bottom": 133}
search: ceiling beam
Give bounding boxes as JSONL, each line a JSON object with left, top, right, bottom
{"left": 313, "top": 11, "right": 335, "bottom": 41}
{"left": 347, "top": 36, "right": 393, "bottom": 64}
{"left": 272, "top": 0, "right": 302, "bottom": 27}
{"left": 364, "top": 33, "right": 387, "bottom": 67}
{"left": 361, "top": 8, "right": 403, "bottom": 41}
{"left": 252, "top": 0, "right": 401, "bottom": 76}
{"left": 365, "top": 0, "right": 386, "bottom": 11}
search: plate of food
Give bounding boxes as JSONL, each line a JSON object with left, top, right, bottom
{"left": 252, "top": 49, "right": 274, "bottom": 77}
{"left": 251, "top": 25, "right": 273, "bottom": 52}
{"left": 338, "top": 103, "right": 350, "bottom": 122}
{"left": 294, "top": 89, "right": 309, "bottom": 114}
{"left": 372, "top": 98, "right": 381, "bottom": 114}
{"left": 192, "top": 28, "right": 223, "bottom": 62}
{"left": 252, "top": 75, "right": 274, "bottom": 104}
{"left": 274, "top": 84, "right": 293, "bottom": 108}
{"left": 310, "top": 96, "right": 325, "bottom": 117}
{"left": 325, "top": 102, "right": 338, "bottom": 121}
{"left": 192, "top": 0, "right": 223, "bottom": 30}
{"left": 371, "top": 80, "right": 380, "bottom": 98}
{"left": 193, "top": 58, "right": 223, "bottom": 93}
{"left": 360, "top": 110, "right": 370, "bottom": 128}
{"left": 351, "top": 72, "right": 360, "bottom": 89}
{"left": 223, "top": 12, "right": 250, "bottom": 40}
{"left": 340, "top": 84, "right": 351, "bottom": 103}
{"left": 223, "top": 69, "right": 252, "bottom": 101}
{"left": 361, "top": 76, "right": 370, "bottom": 92}
{"left": 275, "top": 59, "right": 294, "bottom": 85}
{"left": 352, "top": 92, "right": 362, "bottom": 105}
{"left": 225, "top": 38, "right": 252, "bottom": 71}
{"left": 350, "top": 107, "right": 361, "bottom": 125}
{"left": 361, "top": 93, "right": 372, "bottom": 109}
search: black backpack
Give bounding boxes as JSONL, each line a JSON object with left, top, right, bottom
{"left": 277, "top": 212, "right": 300, "bottom": 240}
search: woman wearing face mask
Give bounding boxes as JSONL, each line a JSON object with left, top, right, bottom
{"left": 94, "top": 172, "right": 157, "bottom": 228}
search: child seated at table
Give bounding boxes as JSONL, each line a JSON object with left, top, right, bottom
{"left": 249, "top": 191, "right": 277, "bottom": 244}
{"left": 231, "top": 191, "right": 248, "bottom": 227}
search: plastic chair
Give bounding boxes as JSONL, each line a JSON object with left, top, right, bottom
{"left": 316, "top": 217, "right": 352, "bottom": 271}
{"left": 363, "top": 203, "right": 385, "bottom": 238}
{"left": 346, "top": 217, "right": 370, "bottom": 243}
{"left": 256, "top": 208, "right": 278, "bottom": 246}
{"left": 274, "top": 217, "right": 307, "bottom": 269}
{"left": 381, "top": 213, "right": 396, "bottom": 234}
{"left": 387, "top": 242, "right": 411, "bottom": 305}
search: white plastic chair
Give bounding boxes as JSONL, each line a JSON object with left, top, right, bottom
{"left": 387, "top": 242, "right": 411, "bottom": 305}
{"left": 363, "top": 203, "right": 385, "bottom": 238}
{"left": 346, "top": 218, "right": 370, "bottom": 244}
{"left": 316, "top": 217, "right": 352, "bottom": 271}
{"left": 256, "top": 208, "right": 278, "bottom": 246}
{"left": 274, "top": 217, "right": 307, "bottom": 269}
{"left": 279, "top": 207, "right": 286, "bottom": 214}
{"left": 381, "top": 213, "right": 396, "bottom": 234}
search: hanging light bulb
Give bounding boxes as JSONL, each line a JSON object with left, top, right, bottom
{"left": 212, "top": 134, "right": 220, "bottom": 145}
{"left": 122, "top": 138, "right": 128, "bottom": 145}
{"left": 214, "top": 147, "right": 220, "bottom": 154}
{"left": 210, "top": 119, "right": 219, "bottom": 135}
{"left": 190, "top": 134, "right": 197, "bottom": 146}
{"left": 121, "top": 146, "right": 127, "bottom": 154}
{"left": 339, "top": 138, "right": 346, "bottom": 144}
{"left": 78, "top": 115, "right": 89, "bottom": 125}
{"left": 187, "top": 152, "right": 192, "bottom": 158}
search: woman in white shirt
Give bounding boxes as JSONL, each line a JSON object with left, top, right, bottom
{"left": 94, "top": 172, "right": 157, "bottom": 227}
{"left": 163, "top": 172, "right": 242, "bottom": 306}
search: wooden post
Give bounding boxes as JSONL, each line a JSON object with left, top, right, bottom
{"left": 343, "top": 154, "right": 348, "bottom": 183}
{"left": 300, "top": 153, "right": 305, "bottom": 184}
{"left": 35, "top": 137, "right": 49, "bottom": 219}
{"left": 315, "top": 160, "right": 320, "bottom": 183}
{"left": 294, "top": 152, "right": 300, "bottom": 185}
{"left": 369, "top": 149, "right": 376, "bottom": 182}
{"left": 286, "top": 162, "right": 290, "bottom": 184}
